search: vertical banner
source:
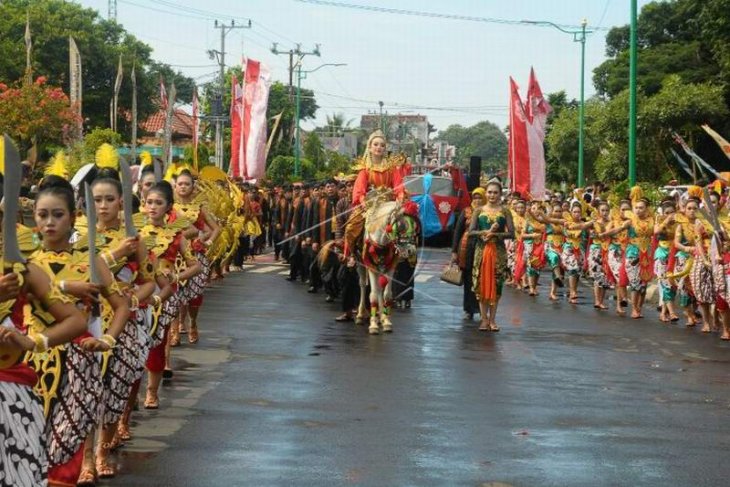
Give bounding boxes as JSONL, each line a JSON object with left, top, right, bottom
{"left": 265, "top": 112, "right": 283, "bottom": 161}
{"left": 111, "top": 54, "right": 123, "bottom": 132}
{"left": 525, "top": 68, "right": 552, "bottom": 199}
{"left": 69, "top": 37, "right": 83, "bottom": 138}
{"left": 508, "top": 77, "right": 530, "bottom": 197}
{"left": 24, "top": 14, "right": 32, "bottom": 85}
{"left": 192, "top": 85, "right": 199, "bottom": 171}
{"left": 162, "top": 82, "right": 176, "bottom": 170}
{"left": 229, "top": 74, "right": 243, "bottom": 177}
{"left": 131, "top": 62, "right": 138, "bottom": 165}
{"left": 702, "top": 124, "right": 730, "bottom": 162}
{"left": 242, "top": 60, "right": 271, "bottom": 180}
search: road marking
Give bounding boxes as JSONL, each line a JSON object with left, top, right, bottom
{"left": 249, "top": 265, "right": 282, "bottom": 274}
{"left": 414, "top": 274, "right": 434, "bottom": 283}
{"left": 278, "top": 270, "right": 290, "bottom": 275}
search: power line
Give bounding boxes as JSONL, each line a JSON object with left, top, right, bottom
{"left": 296, "top": 0, "right": 609, "bottom": 31}
{"left": 118, "top": 0, "right": 211, "bottom": 21}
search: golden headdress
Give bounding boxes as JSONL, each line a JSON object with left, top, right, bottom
{"left": 45, "top": 150, "right": 69, "bottom": 179}
{"left": 366, "top": 129, "right": 386, "bottom": 148}
{"left": 629, "top": 185, "right": 644, "bottom": 205}
{"left": 139, "top": 150, "right": 153, "bottom": 168}
{"left": 687, "top": 185, "right": 703, "bottom": 200}
{"left": 95, "top": 143, "right": 119, "bottom": 171}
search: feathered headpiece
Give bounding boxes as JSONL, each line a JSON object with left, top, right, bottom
{"left": 687, "top": 185, "right": 703, "bottom": 200}
{"left": 629, "top": 185, "right": 644, "bottom": 205}
{"left": 45, "top": 150, "right": 69, "bottom": 179}
{"left": 139, "top": 150, "right": 153, "bottom": 168}
{"left": 164, "top": 161, "right": 193, "bottom": 182}
{"left": 95, "top": 143, "right": 119, "bottom": 171}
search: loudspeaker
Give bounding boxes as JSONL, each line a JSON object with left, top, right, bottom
{"left": 467, "top": 156, "right": 482, "bottom": 192}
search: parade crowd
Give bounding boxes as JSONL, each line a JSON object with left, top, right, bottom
{"left": 452, "top": 179, "right": 730, "bottom": 338}
{"left": 0, "top": 142, "right": 265, "bottom": 487}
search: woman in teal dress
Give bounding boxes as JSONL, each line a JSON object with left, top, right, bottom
{"left": 469, "top": 180, "right": 515, "bottom": 331}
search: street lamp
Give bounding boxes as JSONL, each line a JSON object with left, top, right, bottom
{"left": 295, "top": 62, "right": 346, "bottom": 177}
{"left": 522, "top": 19, "right": 591, "bottom": 188}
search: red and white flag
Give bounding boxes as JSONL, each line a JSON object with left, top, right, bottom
{"left": 229, "top": 74, "right": 244, "bottom": 176}
{"left": 192, "top": 85, "right": 199, "bottom": 170}
{"left": 241, "top": 59, "right": 271, "bottom": 180}
{"left": 508, "top": 77, "right": 530, "bottom": 198}
{"left": 508, "top": 69, "right": 551, "bottom": 199}
{"left": 159, "top": 75, "right": 168, "bottom": 110}
{"left": 525, "top": 68, "right": 552, "bottom": 199}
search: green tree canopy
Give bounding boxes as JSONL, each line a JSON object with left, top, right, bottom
{"left": 0, "top": 0, "right": 195, "bottom": 137}
{"left": 436, "top": 121, "right": 507, "bottom": 174}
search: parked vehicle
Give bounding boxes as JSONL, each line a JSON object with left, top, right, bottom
{"left": 404, "top": 165, "right": 470, "bottom": 240}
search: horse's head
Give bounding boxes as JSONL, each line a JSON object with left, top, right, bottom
{"left": 387, "top": 203, "right": 420, "bottom": 261}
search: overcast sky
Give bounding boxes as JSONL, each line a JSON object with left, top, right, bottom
{"left": 77, "top": 0, "right": 651, "bottom": 132}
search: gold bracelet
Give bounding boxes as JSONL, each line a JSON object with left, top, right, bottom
{"left": 129, "top": 294, "right": 139, "bottom": 311}
{"left": 31, "top": 333, "right": 49, "bottom": 353}
{"left": 152, "top": 295, "right": 162, "bottom": 307}
{"left": 100, "top": 334, "right": 117, "bottom": 349}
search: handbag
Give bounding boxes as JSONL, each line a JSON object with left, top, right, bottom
{"left": 440, "top": 262, "right": 463, "bottom": 286}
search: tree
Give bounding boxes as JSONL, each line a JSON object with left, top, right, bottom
{"left": 0, "top": 0, "right": 194, "bottom": 135}
{"left": 0, "top": 77, "right": 80, "bottom": 154}
{"left": 545, "top": 76, "right": 728, "bottom": 184}
{"left": 266, "top": 155, "right": 315, "bottom": 185}
{"left": 319, "top": 112, "right": 354, "bottom": 136}
{"left": 303, "top": 132, "right": 325, "bottom": 169}
{"left": 436, "top": 121, "right": 507, "bottom": 173}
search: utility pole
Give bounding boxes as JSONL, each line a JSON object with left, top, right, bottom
{"left": 271, "top": 44, "right": 296, "bottom": 101}
{"left": 272, "top": 43, "right": 322, "bottom": 177}
{"left": 108, "top": 0, "right": 117, "bottom": 21}
{"left": 378, "top": 101, "right": 384, "bottom": 132}
{"left": 210, "top": 19, "right": 251, "bottom": 170}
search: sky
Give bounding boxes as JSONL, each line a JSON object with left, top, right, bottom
{"left": 77, "top": 0, "right": 652, "bottom": 133}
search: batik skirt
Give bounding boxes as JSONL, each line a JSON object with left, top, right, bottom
{"left": 0, "top": 379, "right": 47, "bottom": 487}
{"left": 589, "top": 244, "right": 611, "bottom": 289}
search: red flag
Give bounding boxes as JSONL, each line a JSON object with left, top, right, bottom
{"left": 229, "top": 74, "right": 243, "bottom": 177}
{"left": 241, "top": 59, "right": 261, "bottom": 179}
{"left": 525, "top": 68, "right": 552, "bottom": 199}
{"left": 159, "top": 75, "right": 168, "bottom": 110}
{"left": 508, "top": 77, "right": 530, "bottom": 197}
{"left": 192, "top": 85, "right": 199, "bottom": 170}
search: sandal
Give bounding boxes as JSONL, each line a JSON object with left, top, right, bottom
{"left": 77, "top": 467, "right": 96, "bottom": 487}
{"left": 489, "top": 324, "right": 500, "bottom": 332}
{"left": 117, "top": 422, "right": 131, "bottom": 442}
{"left": 144, "top": 390, "right": 159, "bottom": 410}
{"left": 188, "top": 324, "right": 199, "bottom": 344}
{"left": 96, "top": 444, "right": 116, "bottom": 479}
{"left": 478, "top": 320, "right": 489, "bottom": 331}
{"left": 669, "top": 315, "right": 679, "bottom": 322}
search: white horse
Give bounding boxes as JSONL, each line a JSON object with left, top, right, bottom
{"left": 355, "top": 200, "right": 419, "bottom": 334}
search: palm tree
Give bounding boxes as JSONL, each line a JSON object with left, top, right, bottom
{"left": 325, "top": 112, "right": 354, "bottom": 137}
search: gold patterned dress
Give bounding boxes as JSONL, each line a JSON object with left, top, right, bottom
{"left": 26, "top": 247, "right": 105, "bottom": 474}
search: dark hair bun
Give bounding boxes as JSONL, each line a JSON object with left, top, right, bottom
{"left": 39, "top": 175, "right": 73, "bottom": 193}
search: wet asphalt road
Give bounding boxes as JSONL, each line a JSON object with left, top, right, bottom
{"left": 112, "top": 248, "right": 730, "bottom": 486}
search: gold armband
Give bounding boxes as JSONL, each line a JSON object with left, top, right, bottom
{"left": 100, "top": 281, "right": 123, "bottom": 299}
{"left": 100, "top": 334, "right": 117, "bottom": 349}
{"left": 152, "top": 295, "right": 162, "bottom": 307}
{"left": 129, "top": 294, "right": 139, "bottom": 311}
{"left": 31, "top": 333, "right": 49, "bottom": 353}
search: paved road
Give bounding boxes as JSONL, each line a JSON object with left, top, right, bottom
{"left": 110, "top": 249, "right": 730, "bottom": 486}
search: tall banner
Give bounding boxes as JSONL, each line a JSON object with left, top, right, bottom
{"left": 241, "top": 59, "right": 272, "bottom": 180}
{"left": 701, "top": 124, "right": 730, "bottom": 161}
{"left": 229, "top": 74, "right": 243, "bottom": 177}
{"left": 508, "top": 77, "right": 530, "bottom": 197}
{"left": 525, "top": 68, "right": 552, "bottom": 199}
{"left": 68, "top": 37, "right": 82, "bottom": 138}
{"left": 192, "top": 85, "right": 199, "bottom": 171}
{"left": 509, "top": 70, "right": 551, "bottom": 199}
{"left": 162, "top": 82, "right": 176, "bottom": 170}
{"left": 24, "top": 14, "right": 32, "bottom": 85}
{"left": 131, "top": 62, "right": 137, "bottom": 164}
{"left": 110, "top": 54, "right": 123, "bottom": 132}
